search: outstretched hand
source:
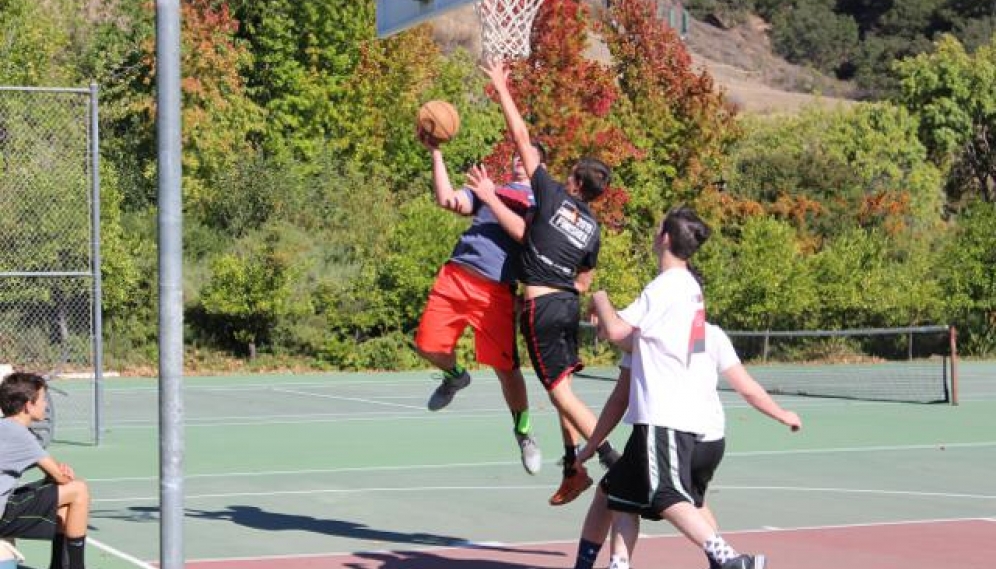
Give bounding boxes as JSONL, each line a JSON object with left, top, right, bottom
{"left": 465, "top": 164, "right": 497, "bottom": 203}
{"left": 480, "top": 57, "right": 510, "bottom": 90}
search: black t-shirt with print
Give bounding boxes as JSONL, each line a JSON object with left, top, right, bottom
{"left": 520, "top": 166, "right": 600, "bottom": 292}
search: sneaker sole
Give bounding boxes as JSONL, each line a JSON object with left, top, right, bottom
{"left": 754, "top": 555, "right": 766, "bottom": 569}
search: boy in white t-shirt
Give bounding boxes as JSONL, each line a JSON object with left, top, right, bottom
{"left": 574, "top": 324, "right": 801, "bottom": 569}
{"left": 574, "top": 206, "right": 793, "bottom": 569}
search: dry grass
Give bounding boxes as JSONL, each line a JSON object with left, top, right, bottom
{"left": 431, "top": 6, "right": 857, "bottom": 115}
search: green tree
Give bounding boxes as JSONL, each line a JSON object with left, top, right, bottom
{"left": 770, "top": 1, "right": 859, "bottom": 75}
{"left": 230, "top": 0, "right": 374, "bottom": 159}
{"left": 936, "top": 201, "right": 996, "bottom": 354}
{"left": 603, "top": 0, "right": 738, "bottom": 233}
{"left": 894, "top": 34, "right": 996, "bottom": 205}
{"left": 713, "top": 217, "right": 816, "bottom": 330}
{"left": 199, "top": 226, "right": 313, "bottom": 358}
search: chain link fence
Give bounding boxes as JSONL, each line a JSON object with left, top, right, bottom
{"left": 0, "top": 85, "right": 103, "bottom": 445}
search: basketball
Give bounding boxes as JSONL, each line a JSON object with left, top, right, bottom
{"left": 416, "top": 100, "right": 460, "bottom": 144}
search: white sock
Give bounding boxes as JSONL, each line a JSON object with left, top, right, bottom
{"left": 704, "top": 534, "right": 738, "bottom": 565}
{"left": 608, "top": 554, "right": 630, "bottom": 569}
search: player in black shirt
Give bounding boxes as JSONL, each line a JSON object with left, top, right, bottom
{"left": 466, "top": 58, "right": 621, "bottom": 506}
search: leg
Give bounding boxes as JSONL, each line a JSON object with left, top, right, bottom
{"left": 56, "top": 480, "right": 90, "bottom": 569}
{"left": 494, "top": 367, "right": 542, "bottom": 474}
{"left": 573, "top": 485, "right": 612, "bottom": 569}
{"left": 609, "top": 511, "right": 639, "bottom": 569}
{"left": 548, "top": 378, "right": 597, "bottom": 439}
{"left": 493, "top": 367, "right": 528, "bottom": 414}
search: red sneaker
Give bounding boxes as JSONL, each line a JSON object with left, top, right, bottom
{"left": 548, "top": 465, "right": 593, "bottom": 506}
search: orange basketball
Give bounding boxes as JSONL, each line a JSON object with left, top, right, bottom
{"left": 416, "top": 100, "right": 460, "bottom": 144}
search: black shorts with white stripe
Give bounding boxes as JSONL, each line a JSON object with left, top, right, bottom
{"left": 602, "top": 424, "right": 702, "bottom": 521}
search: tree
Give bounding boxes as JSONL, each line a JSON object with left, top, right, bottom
{"left": 506, "top": 0, "right": 640, "bottom": 227}
{"left": 602, "top": 0, "right": 738, "bottom": 233}
{"left": 705, "top": 217, "right": 817, "bottom": 331}
{"left": 936, "top": 201, "right": 996, "bottom": 354}
{"left": 770, "top": 1, "right": 859, "bottom": 75}
{"left": 894, "top": 34, "right": 996, "bottom": 205}
{"left": 199, "top": 226, "right": 313, "bottom": 358}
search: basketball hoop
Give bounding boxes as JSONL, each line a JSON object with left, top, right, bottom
{"left": 475, "top": 0, "right": 544, "bottom": 60}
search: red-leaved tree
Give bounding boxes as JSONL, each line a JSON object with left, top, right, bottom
{"left": 483, "top": 0, "right": 641, "bottom": 230}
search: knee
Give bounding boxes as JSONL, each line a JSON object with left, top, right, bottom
{"left": 67, "top": 479, "right": 90, "bottom": 504}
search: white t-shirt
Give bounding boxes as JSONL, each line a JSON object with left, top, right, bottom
{"left": 618, "top": 323, "right": 740, "bottom": 440}
{"left": 619, "top": 267, "right": 708, "bottom": 433}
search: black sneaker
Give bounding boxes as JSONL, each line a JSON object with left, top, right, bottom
{"left": 598, "top": 447, "right": 622, "bottom": 470}
{"left": 427, "top": 370, "right": 471, "bottom": 411}
{"left": 720, "top": 554, "right": 766, "bottom": 569}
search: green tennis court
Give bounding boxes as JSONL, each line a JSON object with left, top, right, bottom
{"left": 13, "top": 361, "right": 996, "bottom": 568}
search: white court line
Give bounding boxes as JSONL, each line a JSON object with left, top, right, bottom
{"left": 182, "top": 516, "right": 991, "bottom": 563}
{"left": 77, "top": 396, "right": 974, "bottom": 431}
{"left": 91, "top": 482, "right": 996, "bottom": 504}
{"left": 269, "top": 387, "right": 425, "bottom": 410}
{"left": 84, "top": 440, "right": 996, "bottom": 484}
{"left": 88, "top": 537, "right": 157, "bottom": 569}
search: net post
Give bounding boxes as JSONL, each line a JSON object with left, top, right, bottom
{"left": 949, "top": 325, "right": 959, "bottom": 406}
{"left": 762, "top": 330, "right": 770, "bottom": 363}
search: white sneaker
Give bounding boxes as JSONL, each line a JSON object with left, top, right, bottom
{"left": 515, "top": 431, "right": 542, "bottom": 475}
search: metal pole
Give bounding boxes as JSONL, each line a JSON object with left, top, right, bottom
{"left": 156, "top": 0, "right": 184, "bottom": 567}
{"left": 89, "top": 82, "right": 104, "bottom": 446}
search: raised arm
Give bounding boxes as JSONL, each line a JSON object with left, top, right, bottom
{"left": 723, "top": 364, "right": 801, "bottom": 431}
{"left": 422, "top": 132, "right": 473, "bottom": 215}
{"left": 481, "top": 59, "right": 540, "bottom": 177}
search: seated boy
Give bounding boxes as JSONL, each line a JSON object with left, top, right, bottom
{"left": 0, "top": 372, "right": 90, "bottom": 569}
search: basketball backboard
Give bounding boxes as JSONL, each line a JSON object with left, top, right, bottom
{"left": 376, "top": 0, "right": 477, "bottom": 38}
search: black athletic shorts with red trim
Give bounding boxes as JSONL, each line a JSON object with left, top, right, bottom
{"left": 601, "top": 424, "right": 703, "bottom": 521}
{"left": 0, "top": 480, "right": 59, "bottom": 539}
{"left": 519, "top": 291, "right": 583, "bottom": 390}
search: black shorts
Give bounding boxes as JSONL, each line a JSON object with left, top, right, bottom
{"left": 601, "top": 425, "right": 702, "bottom": 521}
{"left": 520, "top": 291, "right": 583, "bottom": 389}
{"left": 0, "top": 480, "right": 59, "bottom": 539}
{"left": 691, "top": 438, "right": 725, "bottom": 502}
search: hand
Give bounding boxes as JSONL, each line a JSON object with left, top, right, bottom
{"left": 480, "top": 57, "right": 510, "bottom": 91}
{"left": 416, "top": 127, "right": 439, "bottom": 151}
{"left": 58, "top": 462, "right": 75, "bottom": 481}
{"left": 465, "top": 164, "right": 497, "bottom": 203}
{"left": 782, "top": 411, "right": 802, "bottom": 432}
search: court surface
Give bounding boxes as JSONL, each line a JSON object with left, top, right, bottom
{"left": 14, "top": 361, "right": 996, "bottom": 568}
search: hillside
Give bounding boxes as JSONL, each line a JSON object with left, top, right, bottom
{"left": 433, "top": 5, "right": 858, "bottom": 115}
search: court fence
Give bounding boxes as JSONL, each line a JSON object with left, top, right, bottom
{"left": 0, "top": 85, "right": 103, "bottom": 445}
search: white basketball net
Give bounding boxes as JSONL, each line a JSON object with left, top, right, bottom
{"left": 475, "top": 0, "right": 544, "bottom": 60}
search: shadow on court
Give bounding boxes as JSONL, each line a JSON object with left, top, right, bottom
{"left": 187, "top": 505, "right": 469, "bottom": 547}
{"left": 346, "top": 547, "right": 568, "bottom": 569}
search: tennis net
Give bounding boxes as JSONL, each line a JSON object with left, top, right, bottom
{"left": 725, "top": 325, "right": 956, "bottom": 404}
{"left": 580, "top": 324, "right": 957, "bottom": 404}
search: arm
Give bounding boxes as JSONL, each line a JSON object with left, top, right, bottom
{"left": 423, "top": 133, "right": 473, "bottom": 215}
{"left": 591, "top": 290, "right": 635, "bottom": 351}
{"left": 465, "top": 164, "right": 527, "bottom": 242}
{"left": 574, "top": 268, "right": 595, "bottom": 294}
{"left": 723, "top": 364, "right": 801, "bottom": 431}
{"left": 481, "top": 59, "right": 539, "bottom": 177}
{"left": 576, "top": 366, "right": 631, "bottom": 463}
{"left": 36, "top": 455, "right": 75, "bottom": 485}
